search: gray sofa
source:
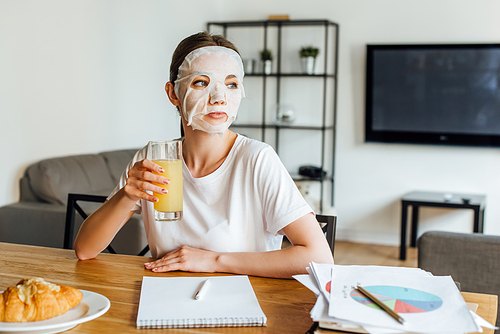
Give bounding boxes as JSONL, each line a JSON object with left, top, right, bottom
{"left": 0, "top": 149, "right": 148, "bottom": 255}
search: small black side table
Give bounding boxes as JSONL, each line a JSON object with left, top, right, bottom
{"left": 400, "top": 191, "right": 486, "bottom": 260}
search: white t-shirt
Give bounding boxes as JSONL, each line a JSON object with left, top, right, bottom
{"left": 110, "top": 134, "right": 313, "bottom": 258}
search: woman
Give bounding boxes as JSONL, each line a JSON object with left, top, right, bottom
{"left": 74, "top": 32, "right": 333, "bottom": 278}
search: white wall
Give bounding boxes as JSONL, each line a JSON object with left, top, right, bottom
{"left": 0, "top": 0, "right": 221, "bottom": 201}
{"left": 1, "top": 0, "right": 499, "bottom": 245}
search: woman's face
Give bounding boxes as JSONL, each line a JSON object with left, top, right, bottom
{"left": 174, "top": 47, "right": 245, "bottom": 136}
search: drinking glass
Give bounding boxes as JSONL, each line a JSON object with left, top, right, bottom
{"left": 148, "top": 140, "right": 183, "bottom": 221}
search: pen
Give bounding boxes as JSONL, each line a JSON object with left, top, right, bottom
{"left": 356, "top": 286, "right": 405, "bottom": 325}
{"left": 194, "top": 279, "right": 210, "bottom": 300}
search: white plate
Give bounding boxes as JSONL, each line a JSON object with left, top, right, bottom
{"left": 0, "top": 290, "right": 110, "bottom": 334}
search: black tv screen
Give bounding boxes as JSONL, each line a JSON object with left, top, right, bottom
{"left": 365, "top": 44, "right": 500, "bottom": 147}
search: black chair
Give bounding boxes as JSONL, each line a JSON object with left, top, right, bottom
{"left": 64, "top": 193, "right": 150, "bottom": 256}
{"left": 65, "top": 194, "right": 336, "bottom": 258}
{"left": 316, "top": 214, "right": 337, "bottom": 257}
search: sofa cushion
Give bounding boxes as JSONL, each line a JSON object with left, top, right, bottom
{"left": 99, "top": 149, "right": 137, "bottom": 185}
{"left": 26, "top": 154, "right": 116, "bottom": 205}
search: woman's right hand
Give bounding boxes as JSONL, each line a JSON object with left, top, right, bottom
{"left": 122, "top": 159, "right": 170, "bottom": 203}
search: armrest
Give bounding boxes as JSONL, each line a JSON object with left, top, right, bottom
{"left": 0, "top": 202, "right": 67, "bottom": 247}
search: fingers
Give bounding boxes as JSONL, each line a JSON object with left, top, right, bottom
{"left": 124, "top": 159, "right": 171, "bottom": 203}
{"left": 144, "top": 247, "right": 187, "bottom": 272}
{"left": 135, "top": 159, "right": 164, "bottom": 174}
{"left": 123, "top": 183, "right": 160, "bottom": 203}
{"left": 143, "top": 246, "right": 217, "bottom": 273}
{"left": 129, "top": 160, "right": 169, "bottom": 186}
{"left": 127, "top": 175, "right": 167, "bottom": 195}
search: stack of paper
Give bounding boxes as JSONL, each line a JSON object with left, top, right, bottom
{"left": 294, "top": 263, "right": 497, "bottom": 334}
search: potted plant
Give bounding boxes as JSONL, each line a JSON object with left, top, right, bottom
{"left": 299, "top": 46, "right": 319, "bottom": 74}
{"left": 274, "top": 103, "right": 296, "bottom": 124}
{"left": 260, "top": 49, "right": 273, "bottom": 75}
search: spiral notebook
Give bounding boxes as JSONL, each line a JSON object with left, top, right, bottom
{"left": 136, "top": 275, "right": 267, "bottom": 328}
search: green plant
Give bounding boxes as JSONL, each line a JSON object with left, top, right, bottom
{"left": 299, "top": 46, "right": 320, "bottom": 58}
{"left": 260, "top": 49, "right": 273, "bottom": 61}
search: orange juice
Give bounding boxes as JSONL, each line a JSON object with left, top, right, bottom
{"left": 152, "top": 159, "right": 183, "bottom": 213}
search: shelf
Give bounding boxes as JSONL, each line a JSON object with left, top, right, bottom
{"left": 245, "top": 73, "right": 336, "bottom": 78}
{"left": 290, "top": 174, "right": 334, "bottom": 182}
{"left": 231, "top": 124, "right": 334, "bottom": 131}
{"left": 207, "top": 19, "right": 338, "bottom": 28}
{"left": 207, "top": 19, "right": 338, "bottom": 209}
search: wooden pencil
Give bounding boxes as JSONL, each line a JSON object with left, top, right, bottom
{"left": 356, "top": 286, "right": 406, "bottom": 325}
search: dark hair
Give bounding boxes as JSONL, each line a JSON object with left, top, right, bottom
{"left": 170, "top": 32, "right": 240, "bottom": 136}
{"left": 169, "top": 32, "right": 240, "bottom": 84}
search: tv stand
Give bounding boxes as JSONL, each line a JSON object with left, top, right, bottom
{"left": 400, "top": 191, "right": 486, "bottom": 260}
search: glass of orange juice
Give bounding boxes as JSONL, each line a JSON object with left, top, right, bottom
{"left": 148, "top": 140, "right": 183, "bottom": 221}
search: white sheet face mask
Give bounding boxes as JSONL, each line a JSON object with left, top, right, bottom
{"left": 174, "top": 46, "right": 245, "bottom": 136}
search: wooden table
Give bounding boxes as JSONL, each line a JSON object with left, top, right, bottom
{"left": 1, "top": 242, "right": 316, "bottom": 333}
{"left": 1, "top": 242, "right": 497, "bottom": 333}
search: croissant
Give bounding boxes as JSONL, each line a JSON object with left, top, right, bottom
{"left": 0, "top": 278, "right": 83, "bottom": 322}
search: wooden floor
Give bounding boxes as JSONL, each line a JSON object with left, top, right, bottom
{"left": 333, "top": 241, "right": 418, "bottom": 268}
{"left": 282, "top": 239, "right": 418, "bottom": 268}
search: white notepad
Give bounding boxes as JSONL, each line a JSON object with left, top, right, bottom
{"left": 136, "top": 275, "right": 267, "bottom": 328}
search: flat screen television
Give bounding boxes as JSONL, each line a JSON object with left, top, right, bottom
{"left": 365, "top": 44, "right": 500, "bottom": 147}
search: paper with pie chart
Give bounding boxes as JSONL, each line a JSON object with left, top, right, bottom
{"left": 350, "top": 285, "right": 443, "bottom": 313}
{"left": 310, "top": 263, "right": 432, "bottom": 306}
{"left": 328, "top": 267, "right": 479, "bottom": 333}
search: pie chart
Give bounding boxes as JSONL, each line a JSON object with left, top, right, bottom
{"left": 350, "top": 286, "right": 443, "bottom": 313}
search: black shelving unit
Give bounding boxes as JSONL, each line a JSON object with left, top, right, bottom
{"left": 207, "top": 19, "right": 339, "bottom": 211}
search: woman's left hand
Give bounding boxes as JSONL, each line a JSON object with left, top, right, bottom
{"left": 144, "top": 245, "right": 220, "bottom": 273}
